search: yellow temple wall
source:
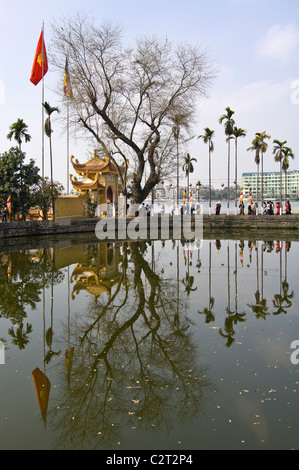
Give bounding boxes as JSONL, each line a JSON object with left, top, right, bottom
{"left": 55, "top": 195, "right": 85, "bottom": 220}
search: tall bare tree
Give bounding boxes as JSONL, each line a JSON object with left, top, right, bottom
{"left": 50, "top": 14, "right": 214, "bottom": 204}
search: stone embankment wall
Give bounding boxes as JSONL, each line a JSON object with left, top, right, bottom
{"left": 0, "top": 214, "right": 298, "bottom": 243}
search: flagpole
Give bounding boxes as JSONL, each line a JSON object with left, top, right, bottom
{"left": 41, "top": 21, "right": 45, "bottom": 178}
{"left": 67, "top": 96, "right": 69, "bottom": 194}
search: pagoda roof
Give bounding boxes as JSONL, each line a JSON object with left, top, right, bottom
{"left": 71, "top": 153, "right": 125, "bottom": 175}
{"left": 69, "top": 175, "right": 105, "bottom": 191}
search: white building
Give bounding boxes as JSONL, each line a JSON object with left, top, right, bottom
{"left": 242, "top": 170, "right": 299, "bottom": 200}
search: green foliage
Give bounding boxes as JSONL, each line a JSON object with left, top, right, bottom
{"left": 0, "top": 147, "right": 40, "bottom": 219}
{"left": 32, "top": 177, "right": 64, "bottom": 220}
{"left": 7, "top": 118, "right": 31, "bottom": 150}
{"left": 84, "top": 193, "right": 97, "bottom": 218}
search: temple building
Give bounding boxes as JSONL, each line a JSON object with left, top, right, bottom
{"left": 70, "top": 150, "right": 126, "bottom": 210}
{"left": 55, "top": 150, "right": 126, "bottom": 221}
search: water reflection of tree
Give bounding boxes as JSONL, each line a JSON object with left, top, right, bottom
{"left": 0, "top": 249, "right": 64, "bottom": 350}
{"left": 219, "top": 241, "right": 246, "bottom": 347}
{"left": 198, "top": 241, "right": 215, "bottom": 324}
{"left": 272, "top": 241, "right": 294, "bottom": 315}
{"left": 50, "top": 241, "right": 211, "bottom": 450}
{"left": 247, "top": 241, "right": 270, "bottom": 320}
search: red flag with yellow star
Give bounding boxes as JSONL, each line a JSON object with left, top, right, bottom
{"left": 30, "top": 30, "right": 48, "bottom": 86}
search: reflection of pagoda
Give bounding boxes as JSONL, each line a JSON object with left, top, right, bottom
{"left": 70, "top": 244, "right": 121, "bottom": 302}
{"left": 70, "top": 150, "right": 126, "bottom": 208}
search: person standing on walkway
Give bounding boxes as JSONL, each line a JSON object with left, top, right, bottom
{"left": 1, "top": 208, "right": 8, "bottom": 222}
{"left": 239, "top": 201, "right": 245, "bottom": 215}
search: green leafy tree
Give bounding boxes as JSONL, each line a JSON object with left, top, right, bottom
{"left": 51, "top": 15, "right": 214, "bottom": 204}
{"left": 0, "top": 147, "right": 40, "bottom": 219}
{"left": 7, "top": 119, "right": 31, "bottom": 151}
{"left": 32, "top": 177, "right": 64, "bottom": 220}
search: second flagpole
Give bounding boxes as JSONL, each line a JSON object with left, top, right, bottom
{"left": 41, "top": 21, "right": 45, "bottom": 178}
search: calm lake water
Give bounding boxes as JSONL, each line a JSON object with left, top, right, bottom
{"left": 0, "top": 233, "right": 298, "bottom": 450}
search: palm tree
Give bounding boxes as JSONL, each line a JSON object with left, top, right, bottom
{"left": 7, "top": 119, "right": 32, "bottom": 193}
{"left": 247, "top": 136, "right": 262, "bottom": 212}
{"left": 42, "top": 102, "right": 60, "bottom": 185}
{"left": 219, "top": 107, "right": 235, "bottom": 215}
{"left": 273, "top": 139, "right": 288, "bottom": 213}
{"left": 43, "top": 102, "right": 60, "bottom": 218}
{"left": 231, "top": 127, "right": 246, "bottom": 214}
{"left": 255, "top": 132, "right": 271, "bottom": 211}
{"left": 172, "top": 113, "right": 189, "bottom": 208}
{"left": 282, "top": 146, "right": 295, "bottom": 205}
{"left": 7, "top": 118, "right": 31, "bottom": 151}
{"left": 182, "top": 153, "right": 197, "bottom": 204}
{"left": 198, "top": 128, "right": 214, "bottom": 215}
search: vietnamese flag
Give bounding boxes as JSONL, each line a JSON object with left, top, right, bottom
{"left": 30, "top": 30, "right": 48, "bottom": 85}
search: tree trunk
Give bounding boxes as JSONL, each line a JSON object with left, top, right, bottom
{"left": 235, "top": 139, "right": 237, "bottom": 215}
{"left": 279, "top": 159, "right": 282, "bottom": 213}
{"left": 261, "top": 153, "right": 264, "bottom": 215}
{"left": 227, "top": 140, "right": 230, "bottom": 215}
{"left": 209, "top": 145, "right": 211, "bottom": 215}
{"left": 176, "top": 139, "right": 179, "bottom": 208}
{"left": 256, "top": 164, "right": 259, "bottom": 212}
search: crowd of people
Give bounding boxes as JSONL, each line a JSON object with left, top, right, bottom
{"left": 238, "top": 200, "right": 292, "bottom": 215}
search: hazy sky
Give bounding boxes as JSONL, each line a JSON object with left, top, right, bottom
{"left": 1, "top": 0, "right": 299, "bottom": 190}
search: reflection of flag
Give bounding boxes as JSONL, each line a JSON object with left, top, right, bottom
{"left": 7, "top": 194, "right": 11, "bottom": 213}
{"left": 63, "top": 57, "right": 73, "bottom": 98}
{"left": 32, "top": 368, "right": 51, "bottom": 423}
{"left": 30, "top": 30, "right": 48, "bottom": 86}
{"left": 239, "top": 250, "right": 243, "bottom": 267}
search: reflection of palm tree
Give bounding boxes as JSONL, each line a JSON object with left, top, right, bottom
{"left": 199, "top": 298, "right": 215, "bottom": 324}
{"left": 219, "top": 315, "right": 235, "bottom": 348}
{"left": 273, "top": 281, "right": 294, "bottom": 315}
{"left": 199, "top": 242, "right": 215, "bottom": 323}
{"left": 281, "top": 280, "right": 294, "bottom": 308}
{"left": 182, "top": 272, "right": 197, "bottom": 296}
{"left": 8, "top": 323, "right": 33, "bottom": 349}
{"left": 247, "top": 241, "right": 269, "bottom": 320}
{"left": 248, "top": 290, "right": 269, "bottom": 320}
